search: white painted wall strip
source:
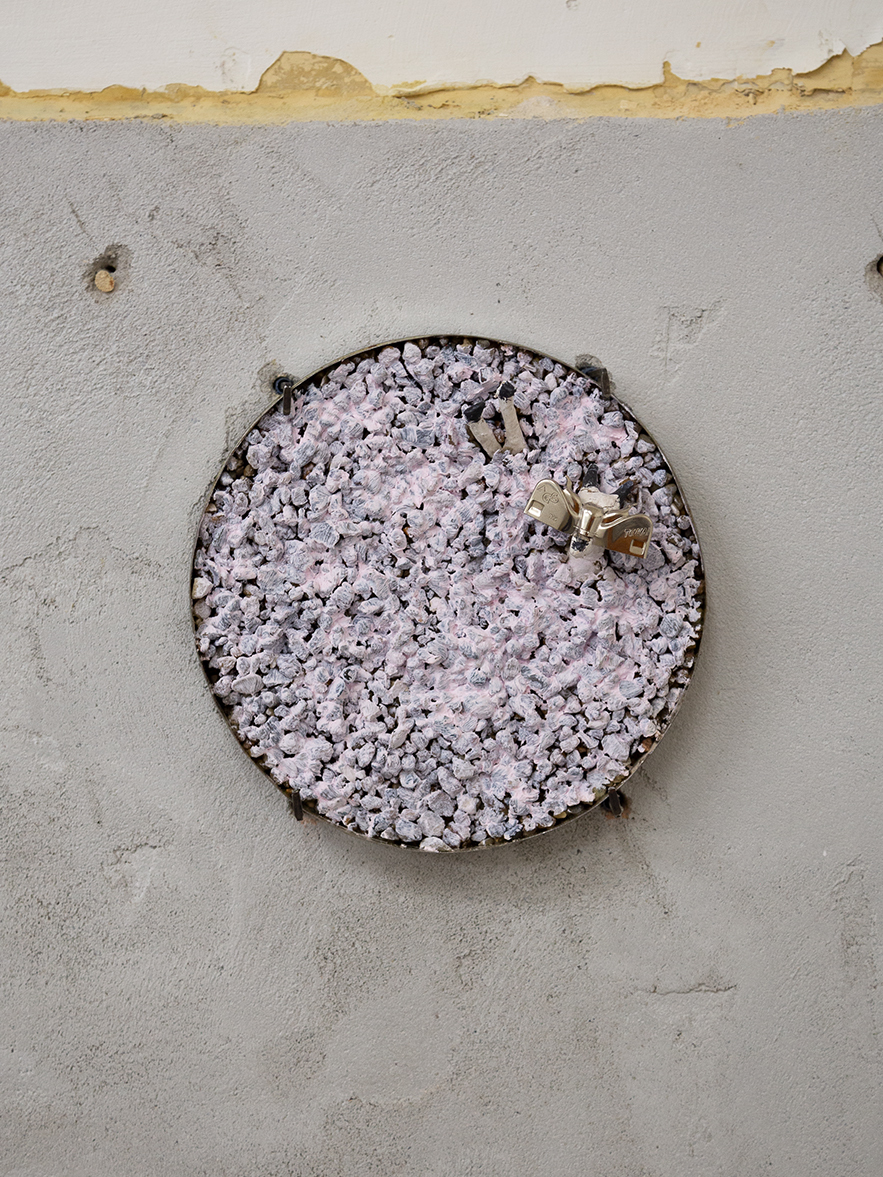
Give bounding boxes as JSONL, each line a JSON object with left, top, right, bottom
{"left": 2, "top": 0, "right": 882, "bottom": 93}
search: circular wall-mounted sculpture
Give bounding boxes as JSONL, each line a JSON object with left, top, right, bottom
{"left": 192, "top": 337, "right": 704, "bottom": 850}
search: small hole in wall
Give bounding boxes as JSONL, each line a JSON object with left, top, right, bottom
{"left": 867, "top": 254, "right": 883, "bottom": 301}
{"left": 85, "top": 244, "right": 130, "bottom": 299}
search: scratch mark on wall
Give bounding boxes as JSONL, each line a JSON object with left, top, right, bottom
{"left": 652, "top": 301, "right": 723, "bottom": 379}
{"left": 647, "top": 981, "right": 737, "bottom": 996}
{"left": 67, "top": 200, "right": 93, "bottom": 245}
{"left": 831, "top": 858, "right": 880, "bottom": 1072}
{"left": 832, "top": 860, "right": 879, "bottom": 990}
{"left": 103, "top": 843, "right": 164, "bottom": 902}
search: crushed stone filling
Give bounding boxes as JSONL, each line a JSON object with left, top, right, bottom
{"left": 193, "top": 339, "right": 704, "bottom": 849}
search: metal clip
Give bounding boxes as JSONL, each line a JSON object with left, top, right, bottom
{"left": 497, "top": 382, "right": 526, "bottom": 453}
{"left": 575, "top": 361, "right": 611, "bottom": 397}
{"left": 463, "top": 400, "right": 502, "bottom": 457}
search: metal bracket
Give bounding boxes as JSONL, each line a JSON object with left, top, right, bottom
{"left": 574, "top": 357, "right": 612, "bottom": 397}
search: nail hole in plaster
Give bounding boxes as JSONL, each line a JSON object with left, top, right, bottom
{"left": 866, "top": 255, "right": 883, "bottom": 301}
{"left": 85, "top": 245, "right": 129, "bottom": 300}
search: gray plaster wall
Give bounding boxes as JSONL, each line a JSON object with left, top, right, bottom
{"left": 0, "top": 110, "right": 881, "bottom": 1176}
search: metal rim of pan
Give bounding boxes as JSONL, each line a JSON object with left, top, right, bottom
{"left": 190, "top": 334, "right": 706, "bottom": 850}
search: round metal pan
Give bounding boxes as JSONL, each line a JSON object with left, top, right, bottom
{"left": 191, "top": 334, "right": 706, "bottom": 850}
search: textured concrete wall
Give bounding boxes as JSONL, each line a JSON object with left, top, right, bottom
{"left": 1, "top": 111, "right": 881, "bottom": 1176}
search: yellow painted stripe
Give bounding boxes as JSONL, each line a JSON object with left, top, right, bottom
{"left": 2, "top": 44, "right": 883, "bottom": 123}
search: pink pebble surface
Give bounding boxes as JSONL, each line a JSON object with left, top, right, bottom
{"left": 193, "top": 338, "right": 704, "bottom": 849}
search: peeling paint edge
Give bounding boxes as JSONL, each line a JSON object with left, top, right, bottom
{"left": 2, "top": 43, "right": 883, "bottom": 123}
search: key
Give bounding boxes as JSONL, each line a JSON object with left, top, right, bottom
{"left": 598, "top": 513, "right": 654, "bottom": 558}
{"left": 524, "top": 479, "right": 577, "bottom": 534}
{"left": 524, "top": 477, "right": 653, "bottom": 560}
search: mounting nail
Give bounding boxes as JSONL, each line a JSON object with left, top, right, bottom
{"left": 604, "top": 788, "right": 623, "bottom": 816}
{"left": 582, "top": 461, "right": 600, "bottom": 489}
{"left": 289, "top": 792, "right": 303, "bottom": 821}
{"left": 274, "top": 375, "right": 296, "bottom": 415}
{"left": 616, "top": 479, "right": 637, "bottom": 506}
{"left": 463, "top": 400, "right": 501, "bottom": 457}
